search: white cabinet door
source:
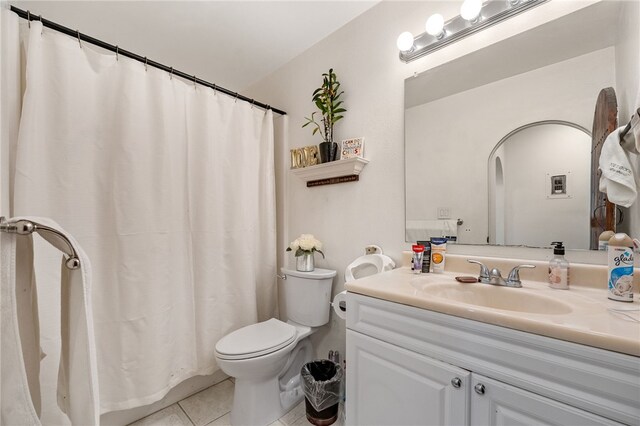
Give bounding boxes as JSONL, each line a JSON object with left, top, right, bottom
{"left": 470, "top": 374, "right": 623, "bottom": 426}
{"left": 346, "top": 330, "right": 470, "bottom": 426}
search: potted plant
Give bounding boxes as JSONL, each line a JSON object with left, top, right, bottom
{"left": 286, "top": 234, "right": 325, "bottom": 272}
{"left": 302, "top": 68, "right": 346, "bottom": 163}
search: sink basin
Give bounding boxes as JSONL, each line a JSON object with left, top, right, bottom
{"left": 418, "top": 283, "right": 573, "bottom": 315}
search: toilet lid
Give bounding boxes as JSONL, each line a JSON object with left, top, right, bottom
{"left": 215, "top": 318, "right": 297, "bottom": 360}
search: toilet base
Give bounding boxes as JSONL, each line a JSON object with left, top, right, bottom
{"left": 230, "top": 376, "right": 298, "bottom": 426}
{"left": 226, "top": 338, "right": 313, "bottom": 426}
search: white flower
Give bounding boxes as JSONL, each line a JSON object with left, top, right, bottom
{"left": 286, "top": 234, "right": 325, "bottom": 258}
{"left": 298, "top": 234, "right": 320, "bottom": 251}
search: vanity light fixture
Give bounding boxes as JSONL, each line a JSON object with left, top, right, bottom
{"left": 398, "top": 0, "right": 548, "bottom": 62}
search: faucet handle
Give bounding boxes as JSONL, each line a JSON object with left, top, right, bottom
{"left": 506, "top": 264, "right": 536, "bottom": 287}
{"left": 467, "top": 259, "right": 490, "bottom": 281}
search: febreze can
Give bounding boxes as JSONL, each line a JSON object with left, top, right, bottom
{"left": 607, "top": 233, "right": 634, "bottom": 302}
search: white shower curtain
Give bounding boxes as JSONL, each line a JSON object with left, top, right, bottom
{"left": 11, "top": 19, "right": 277, "bottom": 413}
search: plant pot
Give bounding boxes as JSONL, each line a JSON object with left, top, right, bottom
{"left": 319, "top": 142, "right": 338, "bottom": 163}
{"left": 296, "top": 252, "right": 315, "bottom": 272}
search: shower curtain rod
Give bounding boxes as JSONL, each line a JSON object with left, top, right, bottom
{"left": 10, "top": 5, "right": 287, "bottom": 116}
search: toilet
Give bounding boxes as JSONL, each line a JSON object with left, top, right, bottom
{"left": 215, "top": 267, "right": 336, "bottom": 426}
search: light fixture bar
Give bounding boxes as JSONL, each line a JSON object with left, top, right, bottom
{"left": 400, "top": 0, "right": 548, "bottom": 63}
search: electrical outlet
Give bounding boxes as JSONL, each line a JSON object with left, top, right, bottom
{"left": 437, "top": 207, "right": 451, "bottom": 219}
{"left": 365, "top": 245, "right": 382, "bottom": 255}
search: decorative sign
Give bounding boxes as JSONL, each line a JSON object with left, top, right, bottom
{"left": 307, "top": 175, "right": 359, "bottom": 187}
{"left": 290, "top": 145, "right": 319, "bottom": 169}
{"left": 341, "top": 137, "right": 364, "bottom": 159}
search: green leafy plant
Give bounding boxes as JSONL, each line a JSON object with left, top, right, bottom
{"left": 302, "top": 68, "right": 346, "bottom": 143}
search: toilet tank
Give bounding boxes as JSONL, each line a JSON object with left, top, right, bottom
{"left": 281, "top": 267, "right": 337, "bottom": 327}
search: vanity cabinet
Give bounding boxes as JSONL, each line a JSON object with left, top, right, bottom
{"left": 346, "top": 293, "right": 639, "bottom": 425}
{"left": 347, "top": 330, "right": 469, "bottom": 425}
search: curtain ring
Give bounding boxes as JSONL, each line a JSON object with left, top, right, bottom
{"left": 115, "top": 45, "right": 119, "bottom": 61}
{"left": 212, "top": 84, "right": 217, "bottom": 95}
{"left": 170, "top": 67, "right": 173, "bottom": 80}
{"left": 77, "top": 30, "right": 82, "bottom": 48}
{"left": 234, "top": 93, "right": 239, "bottom": 103}
{"left": 251, "top": 99, "right": 255, "bottom": 109}
{"left": 39, "top": 15, "right": 43, "bottom": 35}
{"left": 193, "top": 75, "right": 197, "bottom": 88}
{"left": 144, "top": 57, "right": 148, "bottom": 71}
{"left": 27, "top": 10, "right": 31, "bottom": 28}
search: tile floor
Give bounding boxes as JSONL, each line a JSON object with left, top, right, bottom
{"left": 128, "top": 378, "right": 333, "bottom": 426}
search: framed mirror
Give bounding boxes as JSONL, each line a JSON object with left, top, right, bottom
{"left": 404, "top": 1, "right": 638, "bottom": 249}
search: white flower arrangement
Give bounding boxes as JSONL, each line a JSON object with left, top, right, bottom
{"left": 286, "top": 234, "right": 325, "bottom": 258}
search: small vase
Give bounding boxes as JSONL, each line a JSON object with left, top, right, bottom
{"left": 319, "top": 141, "right": 339, "bottom": 163}
{"left": 296, "top": 252, "right": 315, "bottom": 272}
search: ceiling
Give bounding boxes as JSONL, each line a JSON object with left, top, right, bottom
{"left": 10, "top": 1, "right": 378, "bottom": 90}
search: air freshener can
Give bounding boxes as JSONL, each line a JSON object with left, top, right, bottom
{"left": 607, "top": 233, "right": 634, "bottom": 302}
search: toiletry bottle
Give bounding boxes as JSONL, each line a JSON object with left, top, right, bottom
{"left": 417, "top": 240, "right": 431, "bottom": 273}
{"left": 607, "top": 233, "right": 634, "bottom": 302}
{"left": 430, "top": 238, "right": 447, "bottom": 273}
{"left": 411, "top": 245, "right": 424, "bottom": 274}
{"left": 548, "top": 242, "right": 569, "bottom": 289}
{"left": 598, "top": 230, "right": 615, "bottom": 251}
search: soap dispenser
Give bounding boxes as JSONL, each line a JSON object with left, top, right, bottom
{"left": 549, "top": 241, "right": 570, "bottom": 290}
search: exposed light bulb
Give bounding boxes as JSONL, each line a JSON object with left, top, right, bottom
{"left": 425, "top": 14, "right": 445, "bottom": 38}
{"left": 460, "top": 0, "right": 483, "bottom": 21}
{"left": 396, "top": 31, "right": 415, "bottom": 52}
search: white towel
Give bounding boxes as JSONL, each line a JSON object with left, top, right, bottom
{"left": 599, "top": 126, "right": 639, "bottom": 208}
{"left": 1, "top": 217, "right": 100, "bottom": 425}
{"left": 1, "top": 230, "right": 42, "bottom": 424}
{"left": 632, "top": 112, "right": 640, "bottom": 154}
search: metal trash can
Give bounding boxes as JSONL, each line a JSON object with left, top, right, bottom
{"left": 301, "top": 359, "right": 343, "bottom": 426}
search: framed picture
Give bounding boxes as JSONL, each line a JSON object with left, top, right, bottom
{"left": 341, "top": 137, "right": 364, "bottom": 159}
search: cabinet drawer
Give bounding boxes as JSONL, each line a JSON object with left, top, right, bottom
{"left": 346, "top": 292, "right": 640, "bottom": 425}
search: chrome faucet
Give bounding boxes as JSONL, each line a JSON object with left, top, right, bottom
{"left": 467, "top": 260, "right": 535, "bottom": 288}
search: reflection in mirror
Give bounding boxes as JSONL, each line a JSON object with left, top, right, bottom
{"left": 487, "top": 122, "right": 591, "bottom": 249}
{"left": 404, "top": 1, "right": 639, "bottom": 249}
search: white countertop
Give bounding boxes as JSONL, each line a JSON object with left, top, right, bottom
{"left": 345, "top": 267, "right": 640, "bottom": 357}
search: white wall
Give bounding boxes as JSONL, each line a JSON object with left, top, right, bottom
{"left": 246, "top": 1, "right": 608, "bottom": 359}
{"left": 405, "top": 48, "right": 614, "bottom": 246}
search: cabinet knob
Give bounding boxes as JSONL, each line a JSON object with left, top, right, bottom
{"left": 451, "top": 377, "right": 462, "bottom": 388}
{"left": 474, "top": 383, "right": 486, "bottom": 395}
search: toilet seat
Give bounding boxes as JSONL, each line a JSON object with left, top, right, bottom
{"left": 345, "top": 254, "right": 395, "bottom": 282}
{"left": 215, "top": 319, "right": 296, "bottom": 360}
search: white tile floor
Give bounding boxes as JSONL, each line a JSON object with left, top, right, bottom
{"left": 127, "top": 378, "right": 322, "bottom": 426}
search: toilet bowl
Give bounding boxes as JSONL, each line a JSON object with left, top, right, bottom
{"left": 344, "top": 253, "right": 395, "bottom": 282}
{"left": 215, "top": 267, "right": 336, "bottom": 426}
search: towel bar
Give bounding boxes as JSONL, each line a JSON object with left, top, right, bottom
{"left": 0, "top": 216, "right": 80, "bottom": 269}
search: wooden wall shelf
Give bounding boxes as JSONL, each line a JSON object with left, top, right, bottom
{"left": 290, "top": 157, "right": 369, "bottom": 187}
